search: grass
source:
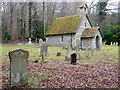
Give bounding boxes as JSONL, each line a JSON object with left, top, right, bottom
{"left": 0, "top": 44, "right": 118, "bottom": 64}
{"left": 0, "top": 44, "right": 39, "bottom": 61}
{"left": 102, "top": 45, "right": 118, "bottom": 52}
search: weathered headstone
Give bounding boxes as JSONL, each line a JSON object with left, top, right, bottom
{"left": 28, "top": 38, "right": 32, "bottom": 44}
{"left": 9, "top": 49, "right": 29, "bottom": 87}
{"left": 40, "top": 43, "right": 48, "bottom": 57}
{"left": 71, "top": 53, "right": 77, "bottom": 65}
{"left": 76, "top": 39, "right": 80, "bottom": 60}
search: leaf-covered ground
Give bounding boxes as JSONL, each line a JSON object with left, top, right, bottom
{"left": 0, "top": 44, "right": 119, "bottom": 88}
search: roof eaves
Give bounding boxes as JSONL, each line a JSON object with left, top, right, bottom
{"left": 98, "top": 28, "right": 104, "bottom": 38}
{"left": 86, "top": 14, "right": 93, "bottom": 27}
{"left": 81, "top": 37, "right": 94, "bottom": 39}
{"left": 46, "top": 32, "right": 76, "bottom": 36}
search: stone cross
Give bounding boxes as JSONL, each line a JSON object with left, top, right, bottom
{"left": 9, "top": 49, "right": 29, "bottom": 87}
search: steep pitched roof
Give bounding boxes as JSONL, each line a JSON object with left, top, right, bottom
{"left": 45, "top": 15, "right": 82, "bottom": 36}
{"left": 81, "top": 27, "right": 99, "bottom": 38}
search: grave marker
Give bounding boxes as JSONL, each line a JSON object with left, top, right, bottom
{"left": 28, "top": 38, "right": 32, "bottom": 44}
{"left": 113, "top": 42, "right": 115, "bottom": 46}
{"left": 116, "top": 42, "right": 118, "bottom": 46}
{"left": 9, "top": 49, "right": 29, "bottom": 87}
{"left": 110, "top": 42, "right": 112, "bottom": 46}
{"left": 40, "top": 43, "right": 48, "bottom": 57}
{"left": 71, "top": 53, "right": 77, "bottom": 65}
{"left": 57, "top": 52, "right": 61, "bottom": 56}
{"left": 39, "top": 38, "right": 43, "bottom": 44}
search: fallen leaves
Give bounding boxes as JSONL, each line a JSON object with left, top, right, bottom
{"left": 27, "top": 59, "right": 119, "bottom": 88}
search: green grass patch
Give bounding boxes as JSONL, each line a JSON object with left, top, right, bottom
{"left": 102, "top": 45, "right": 118, "bottom": 52}
{"left": 1, "top": 44, "right": 118, "bottom": 63}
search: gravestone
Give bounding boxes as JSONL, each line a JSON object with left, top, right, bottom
{"left": 40, "top": 43, "right": 48, "bottom": 57}
{"left": 9, "top": 49, "right": 29, "bottom": 87}
{"left": 116, "top": 42, "right": 118, "bottom": 46}
{"left": 28, "top": 38, "right": 32, "bottom": 44}
{"left": 71, "top": 53, "right": 77, "bottom": 65}
{"left": 39, "top": 38, "right": 43, "bottom": 44}
{"left": 110, "top": 42, "right": 112, "bottom": 46}
{"left": 113, "top": 42, "right": 115, "bottom": 46}
{"left": 57, "top": 52, "right": 61, "bottom": 56}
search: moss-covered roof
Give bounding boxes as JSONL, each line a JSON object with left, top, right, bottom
{"left": 81, "top": 27, "right": 99, "bottom": 38}
{"left": 46, "top": 15, "right": 82, "bottom": 36}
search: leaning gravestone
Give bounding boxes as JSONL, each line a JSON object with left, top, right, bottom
{"left": 9, "top": 49, "right": 29, "bottom": 87}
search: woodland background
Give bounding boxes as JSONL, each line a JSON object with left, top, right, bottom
{"left": 1, "top": 0, "right": 120, "bottom": 44}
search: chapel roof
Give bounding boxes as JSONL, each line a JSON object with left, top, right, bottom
{"left": 45, "top": 15, "right": 83, "bottom": 36}
{"left": 81, "top": 27, "right": 99, "bottom": 38}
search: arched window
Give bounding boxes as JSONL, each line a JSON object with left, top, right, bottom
{"left": 96, "top": 35, "right": 100, "bottom": 50}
